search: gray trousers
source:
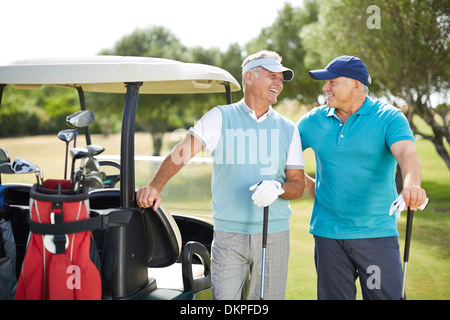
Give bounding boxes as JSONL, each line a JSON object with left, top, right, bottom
{"left": 314, "top": 235, "right": 403, "bottom": 300}
{"left": 211, "top": 229, "right": 289, "bottom": 300}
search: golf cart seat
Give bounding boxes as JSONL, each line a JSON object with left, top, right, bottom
{"left": 88, "top": 189, "right": 211, "bottom": 299}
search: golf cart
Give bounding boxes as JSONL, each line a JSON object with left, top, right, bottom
{"left": 0, "top": 56, "right": 240, "bottom": 300}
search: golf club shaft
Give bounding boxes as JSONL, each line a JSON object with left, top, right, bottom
{"left": 70, "top": 157, "right": 76, "bottom": 191}
{"left": 401, "top": 262, "right": 408, "bottom": 300}
{"left": 260, "top": 206, "right": 269, "bottom": 300}
{"left": 73, "top": 129, "right": 77, "bottom": 148}
{"left": 64, "top": 142, "right": 69, "bottom": 179}
{"left": 401, "top": 208, "right": 414, "bottom": 300}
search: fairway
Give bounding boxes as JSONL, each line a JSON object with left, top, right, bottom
{"left": 0, "top": 132, "right": 448, "bottom": 300}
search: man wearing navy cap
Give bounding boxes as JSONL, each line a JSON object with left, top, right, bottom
{"left": 297, "top": 55, "right": 427, "bottom": 299}
{"left": 137, "top": 50, "right": 305, "bottom": 299}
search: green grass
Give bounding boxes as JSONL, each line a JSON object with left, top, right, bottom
{"left": 0, "top": 129, "right": 448, "bottom": 300}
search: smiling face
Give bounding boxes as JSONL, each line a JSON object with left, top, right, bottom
{"left": 322, "top": 77, "right": 355, "bottom": 109}
{"left": 246, "top": 67, "right": 284, "bottom": 106}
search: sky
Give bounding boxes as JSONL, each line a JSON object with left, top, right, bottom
{"left": 0, "top": 0, "right": 304, "bottom": 65}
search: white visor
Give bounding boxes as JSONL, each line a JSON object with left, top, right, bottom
{"left": 242, "top": 57, "right": 294, "bottom": 82}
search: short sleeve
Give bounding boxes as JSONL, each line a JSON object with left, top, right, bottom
{"left": 385, "top": 109, "right": 414, "bottom": 147}
{"left": 188, "top": 107, "right": 222, "bottom": 152}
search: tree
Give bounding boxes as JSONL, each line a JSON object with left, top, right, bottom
{"left": 302, "top": 0, "right": 450, "bottom": 168}
{"left": 246, "top": 1, "right": 321, "bottom": 103}
{"left": 99, "top": 26, "right": 189, "bottom": 155}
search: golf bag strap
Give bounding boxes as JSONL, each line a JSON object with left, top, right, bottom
{"left": 52, "top": 201, "right": 65, "bottom": 254}
{"left": 29, "top": 209, "right": 132, "bottom": 235}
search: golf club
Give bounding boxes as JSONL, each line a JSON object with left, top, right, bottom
{"left": 66, "top": 110, "right": 96, "bottom": 148}
{"left": 11, "top": 157, "right": 44, "bottom": 186}
{"left": 70, "top": 145, "right": 105, "bottom": 192}
{"left": 82, "top": 174, "right": 104, "bottom": 189}
{"left": 81, "top": 144, "right": 105, "bottom": 187}
{"left": 401, "top": 207, "right": 414, "bottom": 300}
{"left": 85, "top": 157, "right": 100, "bottom": 174}
{"left": 58, "top": 129, "right": 76, "bottom": 179}
{"left": 85, "top": 144, "right": 105, "bottom": 158}
{"left": 86, "top": 170, "right": 106, "bottom": 182}
{"left": 0, "top": 148, "right": 11, "bottom": 184}
{"left": 0, "top": 163, "right": 14, "bottom": 174}
{"left": 260, "top": 206, "right": 269, "bottom": 300}
{"left": 0, "top": 148, "right": 10, "bottom": 164}
{"left": 69, "top": 148, "right": 89, "bottom": 191}
{"left": 74, "top": 170, "right": 106, "bottom": 192}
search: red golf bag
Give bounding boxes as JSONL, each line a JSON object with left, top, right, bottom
{"left": 15, "top": 179, "right": 102, "bottom": 300}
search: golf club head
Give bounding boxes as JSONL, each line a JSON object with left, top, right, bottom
{"left": 85, "top": 157, "right": 100, "bottom": 174}
{"left": 0, "top": 163, "right": 14, "bottom": 174}
{"left": 83, "top": 175, "right": 103, "bottom": 189}
{"left": 66, "top": 110, "right": 96, "bottom": 128}
{"left": 86, "top": 144, "right": 105, "bottom": 157}
{"left": 73, "top": 167, "right": 83, "bottom": 182}
{"left": 58, "top": 129, "right": 76, "bottom": 142}
{"left": 11, "top": 157, "right": 43, "bottom": 186}
{"left": 70, "top": 148, "right": 89, "bottom": 160}
{"left": 11, "top": 157, "right": 41, "bottom": 174}
{"left": 70, "top": 148, "right": 89, "bottom": 190}
{"left": 86, "top": 170, "right": 106, "bottom": 182}
{"left": 0, "top": 148, "right": 10, "bottom": 164}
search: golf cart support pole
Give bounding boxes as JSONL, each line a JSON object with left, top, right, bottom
{"left": 401, "top": 207, "right": 414, "bottom": 300}
{"left": 76, "top": 87, "right": 92, "bottom": 146}
{"left": 225, "top": 84, "right": 232, "bottom": 104}
{"left": 120, "top": 82, "right": 142, "bottom": 208}
{"left": 101, "top": 81, "right": 149, "bottom": 299}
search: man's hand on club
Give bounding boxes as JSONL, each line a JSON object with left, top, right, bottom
{"left": 136, "top": 185, "right": 162, "bottom": 210}
{"left": 249, "top": 180, "right": 285, "bottom": 207}
{"left": 401, "top": 185, "right": 427, "bottom": 211}
{"left": 389, "top": 185, "right": 429, "bottom": 218}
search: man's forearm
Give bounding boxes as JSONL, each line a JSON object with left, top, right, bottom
{"left": 149, "top": 154, "right": 185, "bottom": 192}
{"left": 149, "top": 134, "right": 202, "bottom": 192}
{"left": 304, "top": 173, "right": 316, "bottom": 199}
{"left": 280, "top": 169, "right": 305, "bottom": 200}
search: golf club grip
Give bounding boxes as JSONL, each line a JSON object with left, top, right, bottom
{"left": 262, "top": 206, "right": 269, "bottom": 246}
{"left": 403, "top": 208, "right": 414, "bottom": 262}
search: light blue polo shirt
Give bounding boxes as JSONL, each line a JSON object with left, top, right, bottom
{"left": 297, "top": 96, "right": 414, "bottom": 239}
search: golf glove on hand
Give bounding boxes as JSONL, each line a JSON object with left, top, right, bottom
{"left": 389, "top": 194, "right": 429, "bottom": 218}
{"left": 249, "top": 180, "right": 285, "bottom": 207}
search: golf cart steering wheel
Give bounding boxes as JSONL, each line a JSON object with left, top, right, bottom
{"left": 99, "top": 160, "right": 120, "bottom": 188}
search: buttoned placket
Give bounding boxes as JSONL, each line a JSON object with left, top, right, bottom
{"left": 333, "top": 114, "right": 358, "bottom": 152}
{"left": 327, "top": 98, "right": 373, "bottom": 152}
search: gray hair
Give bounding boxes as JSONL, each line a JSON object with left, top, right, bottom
{"left": 344, "top": 77, "right": 369, "bottom": 95}
{"left": 241, "top": 50, "right": 282, "bottom": 92}
{"left": 362, "top": 84, "right": 369, "bottom": 94}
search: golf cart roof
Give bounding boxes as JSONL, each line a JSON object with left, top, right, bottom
{"left": 0, "top": 56, "right": 241, "bottom": 94}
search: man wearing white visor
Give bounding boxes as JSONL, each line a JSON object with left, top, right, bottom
{"left": 137, "top": 50, "right": 305, "bottom": 299}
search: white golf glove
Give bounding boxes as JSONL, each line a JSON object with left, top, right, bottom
{"left": 249, "top": 180, "right": 285, "bottom": 207}
{"left": 389, "top": 194, "right": 429, "bottom": 218}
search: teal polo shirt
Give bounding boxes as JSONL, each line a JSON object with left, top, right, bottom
{"left": 297, "top": 97, "right": 414, "bottom": 239}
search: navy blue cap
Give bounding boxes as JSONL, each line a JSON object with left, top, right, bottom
{"left": 309, "top": 56, "right": 371, "bottom": 86}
